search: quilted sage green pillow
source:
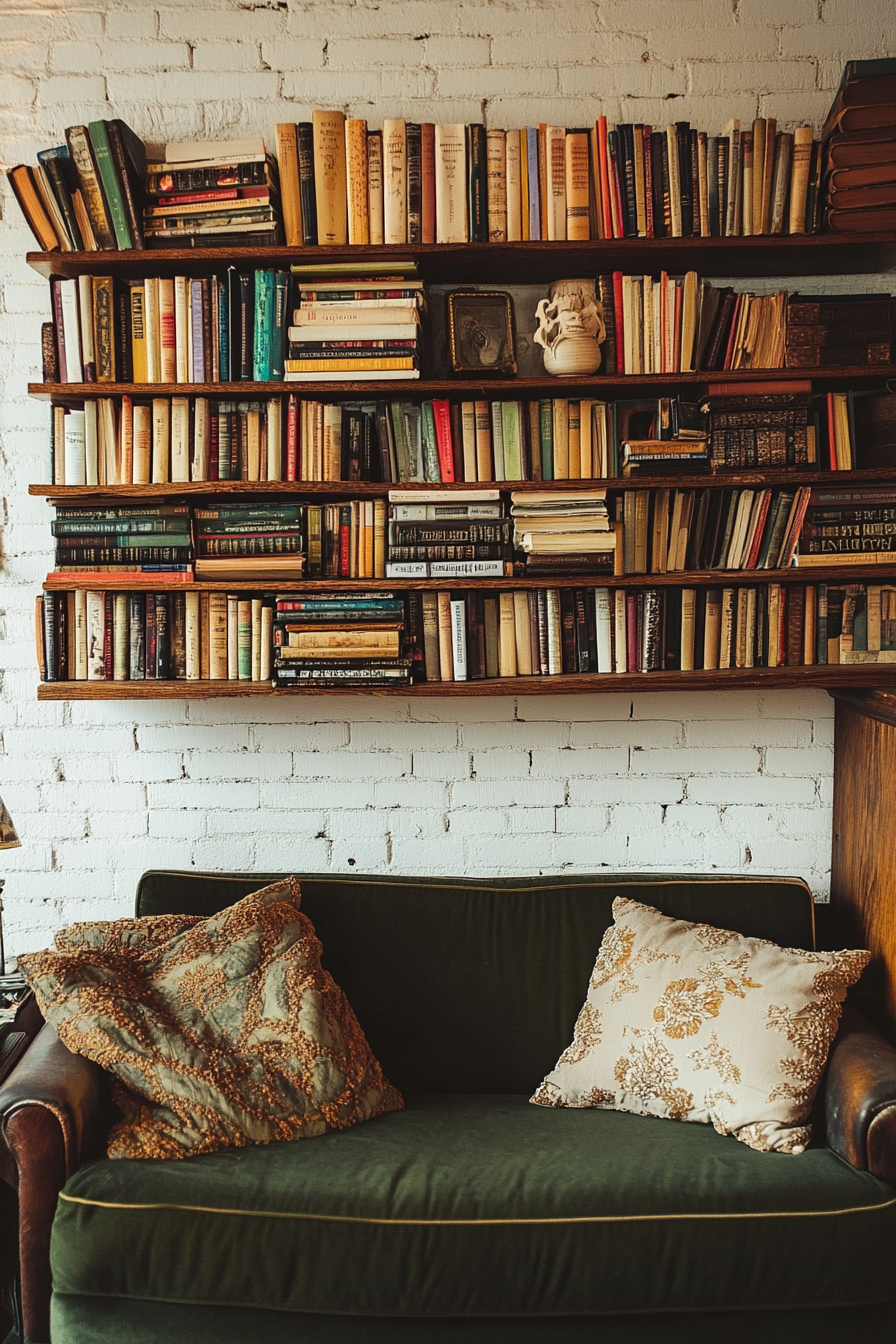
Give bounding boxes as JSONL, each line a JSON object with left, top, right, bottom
{"left": 532, "top": 896, "right": 869, "bottom": 1154}
{"left": 20, "top": 876, "right": 403, "bottom": 1159}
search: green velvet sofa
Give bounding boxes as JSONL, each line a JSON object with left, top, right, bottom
{"left": 2, "top": 870, "right": 896, "bottom": 1344}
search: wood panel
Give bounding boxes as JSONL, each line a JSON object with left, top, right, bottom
{"left": 830, "top": 690, "right": 896, "bottom": 1043}
{"left": 26, "top": 234, "right": 896, "bottom": 282}
{"left": 36, "top": 667, "right": 896, "bottom": 700}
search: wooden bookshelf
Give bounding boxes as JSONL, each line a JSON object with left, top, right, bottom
{"left": 29, "top": 235, "right": 896, "bottom": 699}
{"left": 29, "top": 465, "right": 896, "bottom": 501}
{"left": 28, "top": 366, "right": 896, "bottom": 402}
{"left": 35, "top": 664, "right": 896, "bottom": 701}
{"left": 25, "top": 234, "right": 896, "bottom": 283}
{"left": 40, "top": 564, "right": 896, "bottom": 593}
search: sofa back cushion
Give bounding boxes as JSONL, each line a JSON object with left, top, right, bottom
{"left": 135, "top": 872, "right": 815, "bottom": 1095}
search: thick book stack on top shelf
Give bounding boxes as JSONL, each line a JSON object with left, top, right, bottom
{"left": 16, "top": 61, "right": 896, "bottom": 700}
{"left": 821, "top": 59, "right": 896, "bottom": 233}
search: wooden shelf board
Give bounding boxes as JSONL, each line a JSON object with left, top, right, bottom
{"left": 36, "top": 665, "right": 896, "bottom": 700}
{"left": 25, "top": 234, "right": 896, "bottom": 282}
{"left": 28, "top": 466, "right": 896, "bottom": 501}
{"left": 28, "top": 365, "right": 896, "bottom": 401}
{"left": 41, "top": 563, "right": 896, "bottom": 592}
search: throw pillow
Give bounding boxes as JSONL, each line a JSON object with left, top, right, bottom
{"left": 20, "top": 876, "right": 403, "bottom": 1160}
{"left": 531, "top": 897, "right": 869, "bottom": 1153}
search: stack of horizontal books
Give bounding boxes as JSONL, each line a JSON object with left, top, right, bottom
{"left": 193, "top": 503, "right": 303, "bottom": 582}
{"left": 51, "top": 503, "right": 194, "bottom": 580}
{"left": 385, "top": 490, "right": 513, "bottom": 578}
{"left": 273, "top": 594, "right": 412, "bottom": 688}
{"left": 785, "top": 294, "right": 895, "bottom": 369}
{"left": 797, "top": 485, "right": 896, "bottom": 568}
{"left": 285, "top": 262, "right": 424, "bottom": 382}
{"left": 822, "top": 58, "right": 896, "bottom": 234}
{"left": 7, "top": 120, "right": 146, "bottom": 252}
{"left": 510, "top": 490, "right": 616, "bottom": 577}
{"left": 143, "top": 138, "right": 282, "bottom": 248}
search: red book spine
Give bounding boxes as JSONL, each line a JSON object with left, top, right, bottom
{"left": 421, "top": 123, "right": 436, "bottom": 244}
{"left": 608, "top": 138, "right": 625, "bottom": 239}
{"left": 432, "top": 399, "right": 455, "bottom": 482}
{"left": 286, "top": 393, "right": 299, "bottom": 481}
{"left": 597, "top": 116, "right": 613, "bottom": 240}
{"left": 743, "top": 491, "right": 772, "bottom": 569}
{"left": 339, "top": 505, "right": 351, "bottom": 577}
{"left": 612, "top": 272, "right": 625, "bottom": 373}
{"left": 722, "top": 294, "right": 743, "bottom": 370}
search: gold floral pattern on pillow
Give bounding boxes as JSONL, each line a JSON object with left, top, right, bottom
{"left": 531, "top": 897, "right": 869, "bottom": 1154}
{"left": 20, "top": 877, "right": 403, "bottom": 1160}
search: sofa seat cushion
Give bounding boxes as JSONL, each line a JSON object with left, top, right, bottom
{"left": 52, "top": 1094, "right": 896, "bottom": 1319}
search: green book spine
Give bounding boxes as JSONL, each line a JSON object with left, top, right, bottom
{"left": 270, "top": 271, "right": 288, "bottom": 381}
{"left": 87, "top": 120, "right": 133, "bottom": 249}
{"left": 252, "top": 270, "right": 273, "bottom": 381}
{"left": 467, "top": 123, "right": 488, "bottom": 243}
{"left": 420, "top": 400, "right": 440, "bottom": 483}
{"left": 390, "top": 402, "right": 411, "bottom": 481}
{"left": 539, "top": 398, "right": 554, "bottom": 481}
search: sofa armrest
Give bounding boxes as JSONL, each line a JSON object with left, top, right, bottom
{"left": 0, "top": 1025, "right": 108, "bottom": 1344}
{"left": 825, "top": 1005, "right": 896, "bottom": 1186}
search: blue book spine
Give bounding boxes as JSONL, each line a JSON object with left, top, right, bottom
{"left": 217, "top": 280, "right": 230, "bottom": 384}
{"left": 253, "top": 270, "right": 273, "bottom": 382}
{"left": 270, "top": 270, "right": 288, "bottom": 381}
{"left": 526, "top": 127, "right": 541, "bottom": 240}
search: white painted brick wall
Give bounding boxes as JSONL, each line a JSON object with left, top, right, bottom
{"left": 1, "top": 0, "right": 893, "bottom": 956}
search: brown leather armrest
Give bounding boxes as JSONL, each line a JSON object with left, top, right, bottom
{"left": 825, "top": 1005, "right": 896, "bottom": 1186}
{"left": 0, "top": 1025, "right": 108, "bottom": 1344}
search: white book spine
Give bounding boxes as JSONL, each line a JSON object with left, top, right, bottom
{"left": 132, "top": 403, "right": 151, "bottom": 484}
{"left": 170, "top": 396, "right": 190, "bottom": 482}
{"left": 185, "top": 590, "right": 200, "bottom": 680}
{"left": 266, "top": 397, "right": 281, "bottom": 481}
{"left": 113, "top": 593, "right": 128, "bottom": 681}
{"left": 486, "top": 128, "right": 507, "bottom": 241}
{"left": 59, "top": 279, "right": 83, "bottom": 383}
{"left": 367, "top": 132, "right": 385, "bottom": 245}
{"left": 595, "top": 588, "right": 613, "bottom": 672}
{"left": 76, "top": 275, "right": 94, "bottom": 375}
{"left": 450, "top": 598, "right": 468, "bottom": 681}
{"left": 260, "top": 604, "right": 273, "bottom": 680}
{"left": 546, "top": 588, "right": 562, "bottom": 675}
{"left": 86, "top": 590, "right": 104, "bottom": 680}
{"left": 63, "top": 408, "right": 86, "bottom": 485}
{"left": 192, "top": 396, "right": 209, "bottom": 481}
{"left": 84, "top": 399, "right": 99, "bottom": 486}
{"left": 74, "top": 589, "right": 87, "bottom": 680}
{"left": 490, "top": 401, "right": 505, "bottom": 481}
{"left": 434, "top": 124, "right": 467, "bottom": 243}
{"left": 151, "top": 397, "right": 170, "bottom": 483}
{"left": 505, "top": 129, "right": 522, "bottom": 241}
{"left": 174, "top": 276, "right": 189, "bottom": 383}
{"left": 382, "top": 118, "right": 407, "bottom": 245}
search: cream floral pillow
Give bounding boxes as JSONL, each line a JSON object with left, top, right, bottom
{"left": 532, "top": 897, "right": 869, "bottom": 1153}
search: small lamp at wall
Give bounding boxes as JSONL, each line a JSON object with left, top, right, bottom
{"left": 0, "top": 796, "right": 22, "bottom": 976}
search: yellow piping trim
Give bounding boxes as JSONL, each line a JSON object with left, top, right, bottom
{"left": 59, "top": 1192, "right": 896, "bottom": 1225}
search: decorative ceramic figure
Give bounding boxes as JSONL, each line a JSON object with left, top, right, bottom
{"left": 534, "top": 278, "right": 606, "bottom": 376}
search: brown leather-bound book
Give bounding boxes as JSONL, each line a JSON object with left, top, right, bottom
{"left": 827, "top": 131, "right": 896, "bottom": 169}
{"left": 827, "top": 182, "right": 896, "bottom": 211}
{"left": 829, "top": 162, "right": 896, "bottom": 190}
{"left": 825, "top": 203, "right": 896, "bottom": 231}
{"left": 6, "top": 165, "right": 59, "bottom": 250}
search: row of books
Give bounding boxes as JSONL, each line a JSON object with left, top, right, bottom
{"left": 601, "top": 280, "right": 894, "bottom": 377}
{"left": 47, "top": 269, "right": 291, "bottom": 386}
{"left": 8, "top": 119, "right": 146, "bottom": 253}
{"left": 53, "top": 385, "right": 892, "bottom": 488}
{"left": 275, "top": 113, "right": 827, "bottom": 247}
{"left": 48, "top": 484, "right": 896, "bottom": 589}
{"left": 37, "top": 589, "right": 274, "bottom": 683}
{"left": 37, "top": 579, "right": 896, "bottom": 685}
{"left": 821, "top": 59, "right": 896, "bottom": 234}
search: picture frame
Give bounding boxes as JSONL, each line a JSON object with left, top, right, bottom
{"left": 447, "top": 290, "right": 517, "bottom": 377}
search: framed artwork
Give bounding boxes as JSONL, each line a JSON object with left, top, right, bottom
{"left": 447, "top": 291, "right": 517, "bottom": 377}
